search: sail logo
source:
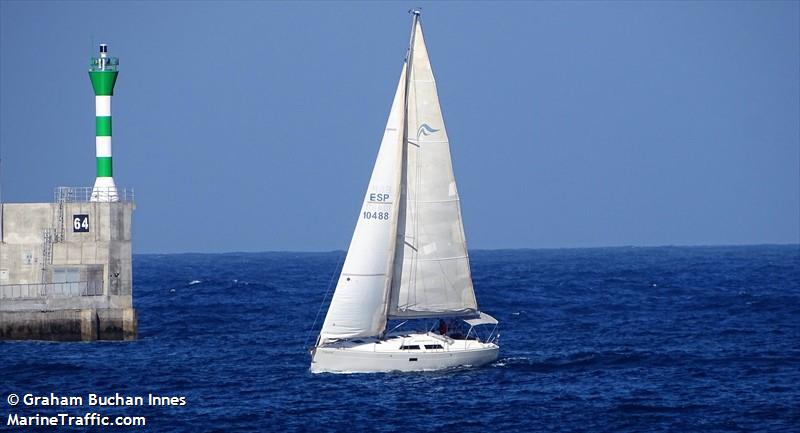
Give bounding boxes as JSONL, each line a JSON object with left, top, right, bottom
{"left": 416, "top": 123, "right": 440, "bottom": 139}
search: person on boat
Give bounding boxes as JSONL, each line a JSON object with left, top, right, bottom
{"left": 449, "top": 319, "right": 465, "bottom": 339}
{"left": 438, "top": 319, "right": 448, "bottom": 335}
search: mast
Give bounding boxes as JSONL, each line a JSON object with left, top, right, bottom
{"left": 403, "top": 9, "right": 421, "bottom": 125}
{"left": 378, "top": 9, "right": 421, "bottom": 337}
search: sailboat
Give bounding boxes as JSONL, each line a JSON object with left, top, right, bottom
{"left": 310, "top": 10, "right": 499, "bottom": 373}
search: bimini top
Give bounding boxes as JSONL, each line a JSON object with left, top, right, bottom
{"left": 463, "top": 312, "right": 498, "bottom": 327}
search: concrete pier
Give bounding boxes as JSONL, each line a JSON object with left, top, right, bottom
{"left": 0, "top": 187, "right": 137, "bottom": 341}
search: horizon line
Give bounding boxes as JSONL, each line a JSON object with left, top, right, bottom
{"left": 132, "top": 242, "right": 800, "bottom": 256}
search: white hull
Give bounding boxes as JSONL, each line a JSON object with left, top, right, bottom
{"left": 310, "top": 333, "right": 499, "bottom": 373}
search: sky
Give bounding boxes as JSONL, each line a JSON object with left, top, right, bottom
{"left": 1, "top": 1, "right": 798, "bottom": 253}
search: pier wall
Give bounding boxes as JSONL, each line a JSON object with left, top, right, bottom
{"left": 0, "top": 201, "right": 137, "bottom": 341}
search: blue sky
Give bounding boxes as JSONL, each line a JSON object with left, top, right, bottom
{"left": 1, "top": 1, "right": 798, "bottom": 253}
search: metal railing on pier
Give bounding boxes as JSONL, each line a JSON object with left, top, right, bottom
{"left": 54, "top": 186, "right": 134, "bottom": 203}
{"left": 0, "top": 280, "right": 104, "bottom": 300}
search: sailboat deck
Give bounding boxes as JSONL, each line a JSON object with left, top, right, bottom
{"left": 322, "top": 332, "right": 494, "bottom": 353}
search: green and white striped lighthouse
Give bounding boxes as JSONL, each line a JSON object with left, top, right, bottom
{"left": 89, "top": 43, "right": 119, "bottom": 202}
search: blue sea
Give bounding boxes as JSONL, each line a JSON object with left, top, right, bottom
{"left": 2, "top": 245, "right": 799, "bottom": 432}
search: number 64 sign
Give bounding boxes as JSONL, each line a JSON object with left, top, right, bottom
{"left": 73, "top": 214, "right": 89, "bottom": 232}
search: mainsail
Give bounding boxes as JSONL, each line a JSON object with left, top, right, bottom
{"left": 319, "top": 14, "right": 477, "bottom": 343}
{"left": 388, "top": 18, "right": 477, "bottom": 318}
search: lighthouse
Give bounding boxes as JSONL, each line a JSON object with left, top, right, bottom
{"left": 89, "top": 43, "right": 119, "bottom": 202}
{"left": 0, "top": 42, "right": 137, "bottom": 342}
